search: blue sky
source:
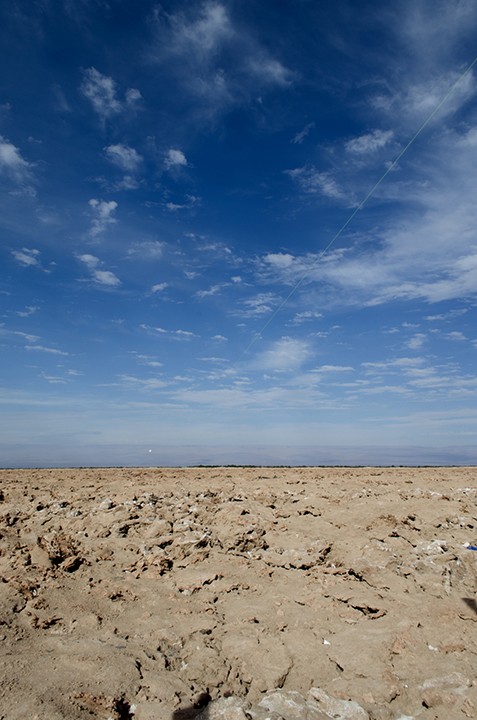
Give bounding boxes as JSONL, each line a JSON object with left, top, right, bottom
{"left": 2, "top": 0, "right": 477, "bottom": 467}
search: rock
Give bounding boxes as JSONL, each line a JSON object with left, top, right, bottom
{"left": 308, "top": 687, "right": 369, "bottom": 720}
{"left": 420, "top": 672, "right": 471, "bottom": 709}
{"left": 37, "top": 531, "right": 80, "bottom": 567}
{"left": 195, "top": 690, "right": 368, "bottom": 720}
{"left": 99, "top": 498, "right": 114, "bottom": 510}
{"left": 257, "top": 690, "right": 330, "bottom": 719}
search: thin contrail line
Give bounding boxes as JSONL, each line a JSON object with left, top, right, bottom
{"left": 239, "top": 55, "right": 477, "bottom": 360}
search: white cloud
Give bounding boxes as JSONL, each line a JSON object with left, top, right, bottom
{"left": 240, "top": 292, "right": 278, "bottom": 317}
{"left": 252, "top": 337, "right": 311, "bottom": 373}
{"left": 77, "top": 253, "right": 121, "bottom": 287}
{"left": 114, "top": 175, "right": 140, "bottom": 191}
{"left": 93, "top": 270, "right": 121, "bottom": 287}
{"left": 368, "top": 0, "right": 477, "bottom": 133}
{"left": 165, "top": 195, "right": 200, "bottom": 211}
{"left": 14, "top": 331, "right": 40, "bottom": 342}
{"left": 80, "top": 67, "right": 141, "bottom": 121}
{"left": 315, "top": 364, "right": 353, "bottom": 373}
{"left": 292, "top": 311, "right": 323, "bottom": 324}
{"left": 345, "top": 129, "right": 394, "bottom": 154}
{"left": 89, "top": 198, "right": 118, "bottom": 237}
{"left": 140, "top": 324, "right": 198, "bottom": 339}
{"left": 127, "top": 241, "right": 164, "bottom": 260}
{"left": 0, "top": 136, "right": 35, "bottom": 194}
{"left": 131, "top": 353, "right": 163, "bottom": 368}
{"left": 286, "top": 166, "right": 348, "bottom": 202}
{"left": 11, "top": 248, "right": 40, "bottom": 267}
{"left": 151, "top": 282, "right": 168, "bottom": 293}
{"left": 260, "top": 136, "right": 477, "bottom": 309}
{"left": 26, "top": 344, "right": 69, "bottom": 356}
{"left": 362, "top": 357, "right": 425, "bottom": 370}
{"left": 166, "top": 1, "right": 232, "bottom": 58}
{"left": 0, "top": 136, "right": 32, "bottom": 183}
{"left": 117, "top": 374, "right": 168, "bottom": 391}
{"left": 264, "top": 253, "right": 295, "bottom": 269}
{"left": 40, "top": 372, "right": 67, "bottom": 385}
{"left": 140, "top": 323, "right": 166, "bottom": 334}
{"left": 125, "top": 88, "right": 141, "bottom": 104}
{"left": 164, "top": 148, "right": 188, "bottom": 169}
{"left": 445, "top": 331, "right": 466, "bottom": 341}
{"left": 246, "top": 56, "right": 294, "bottom": 86}
{"left": 16, "top": 305, "right": 39, "bottom": 317}
{"left": 196, "top": 284, "right": 225, "bottom": 298}
{"left": 78, "top": 253, "right": 99, "bottom": 269}
{"left": 104, "top": 144, "right": 142, "bottom": 172}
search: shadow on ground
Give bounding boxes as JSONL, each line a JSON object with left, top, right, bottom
{"left": 462, "top": 597, "right": 477, "bottom": 615}
{"left": 171, "top": 692, "right": 212, "bottom": 719}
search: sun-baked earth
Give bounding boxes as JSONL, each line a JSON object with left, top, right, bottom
{"left": 0, "top": 466, "right": 476, "bottom": 720}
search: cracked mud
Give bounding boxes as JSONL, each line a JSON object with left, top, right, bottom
{"left": 0, "top": 466, "right": 476, "bottom": 719}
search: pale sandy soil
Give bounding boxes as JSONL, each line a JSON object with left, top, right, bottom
{"left": 0, "top": 467, "right": 476, "bottom": 720}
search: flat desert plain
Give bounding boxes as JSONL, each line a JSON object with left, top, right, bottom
{"left": 0, "top": 467, "right": 476, "bottom": 720}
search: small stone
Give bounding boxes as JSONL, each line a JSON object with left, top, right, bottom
{"left": 99, "top": 498, "right": 114, "bottom": 510}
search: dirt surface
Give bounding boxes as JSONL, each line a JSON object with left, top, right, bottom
{"left": 0, "top": 466, "right": 476, "bottom": 719}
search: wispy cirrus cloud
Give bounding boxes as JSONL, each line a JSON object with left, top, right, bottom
{"left": 196, "top": 282, "right": 230, "bottom": 298}
{"left": 11, "top": 247, "right": 41, "bottom": 267}
{"left": 151, "top": 1, "right": 294, "bottom": 120}
{"left": 25, "top": 344, "right": 69, "bottom": 356}
{"left": 127, "top": 240, "right": 164, "bottom": 260}
{"left": 345, "top": 129, "right": 394, "bottom": 155}
{"left": 291, "top": 122, "right": 315, "bottom": 145}
{"left": 165, "top": 194, "right": 200, "bottom": 211}
{"left": 130, "top": 352, "right": 163, "bottom": 368}
{"left": 364, "top": 0, "right": 477, "bottom": 133}
{"left": 140, "top": 323, "right": 198, "bottom": 339}
{"left": 285, "top": 166, "right": 350, "bottom": 203}
{"left": 239, "top": 292, "right": 279, "bottom": 318}
{"left": 16, "top": 305, "right": 39, "bottom": 317}
{"left": 80, "top": 67, "right": 141, "bottom": 122}
{"left": 259, "top": 125, "right": 477, "bottom": 309}
{"left": 13, "top": 330, "right": 40, "bottom": 342}
{"left": 116, "top": 374, "right": 169, "bottom": 391}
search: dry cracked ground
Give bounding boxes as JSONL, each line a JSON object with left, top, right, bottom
{"left": 0, "top": 467, "right": 476, "bottom": 720}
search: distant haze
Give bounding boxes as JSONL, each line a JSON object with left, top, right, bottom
{"left": 1, "top": 444, "right": 476, "bottom": 469}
